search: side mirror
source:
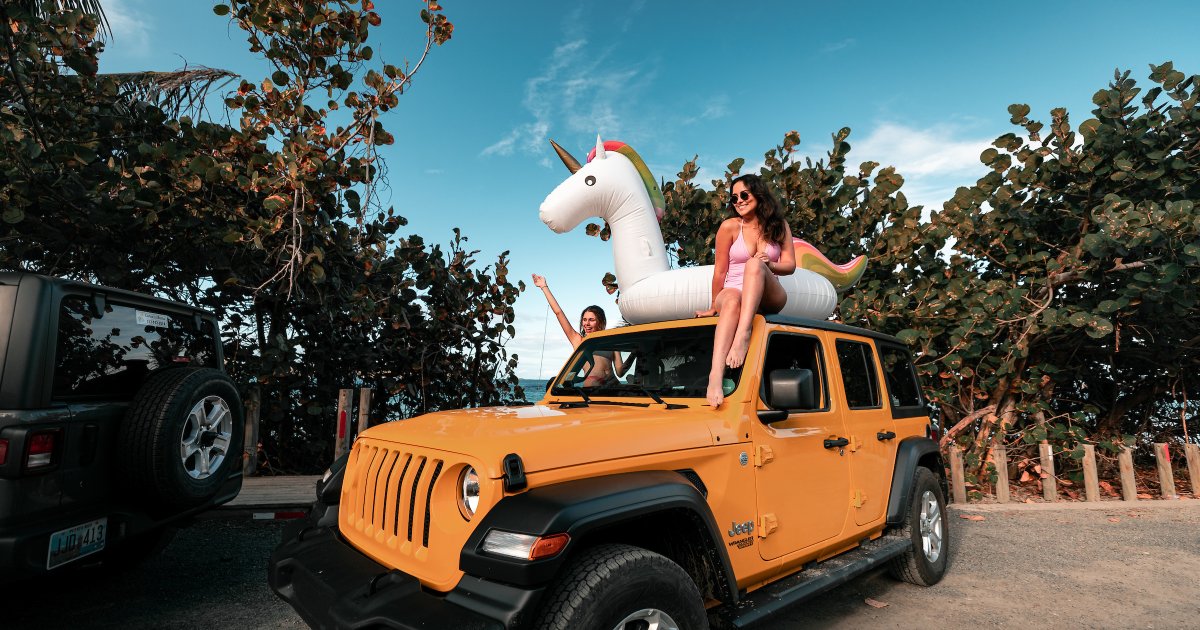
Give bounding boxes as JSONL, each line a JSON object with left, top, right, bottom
{"left": 766, "top": 368, "right": 816, "bottom": 412}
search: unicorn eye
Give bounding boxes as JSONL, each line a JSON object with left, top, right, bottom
{"left": 585, "top": 175, "right": 596, "bottom": 186}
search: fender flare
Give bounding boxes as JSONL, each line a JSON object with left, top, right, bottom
{"left": 885, "top": 437, "right": 946, "bottom": 526}
{"left": 459, "top": 470, "right": 738, "bottom": 602}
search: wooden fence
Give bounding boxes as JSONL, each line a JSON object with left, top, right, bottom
{"left": 947, "top": 440, "right": 1200, "bottom": 503}
{"left": 238, "top": 386, "right": 373, "bottom": 474}
{"left": 332, "top": 387, "right": 373, "bottom": 460}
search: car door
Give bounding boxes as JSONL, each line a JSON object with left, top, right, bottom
{"left": 752, "top": 330, "right": 851, "bottom": 560}
{"left": 832, "top": 337, "right": 896, "bottom": 527}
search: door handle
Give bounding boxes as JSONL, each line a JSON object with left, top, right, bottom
{"left": 876, "top": 431, "right": 896, "bottom": 441}
{"left": 823, "top": 437, "right": 849, "bottom": 449}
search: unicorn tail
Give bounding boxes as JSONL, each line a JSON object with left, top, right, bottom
{"left": 792, "top": 238, "right": 867, "bottom": 292}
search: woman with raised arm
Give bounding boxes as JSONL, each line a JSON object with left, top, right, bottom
{"left": 531, "top": 274, "right": 617, "bottom": 386}
{"left": 694, "top": 174, "right": 796, "bottom": 407}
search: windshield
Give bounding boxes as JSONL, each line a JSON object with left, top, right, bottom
{"left": 550, "top": 324, "right": 743, "bottom": 399}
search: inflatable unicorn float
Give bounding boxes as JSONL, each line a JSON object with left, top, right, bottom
{"left": 539, "top": 136, "right": 866, "bottom": 324}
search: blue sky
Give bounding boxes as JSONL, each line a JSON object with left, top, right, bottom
{"left": 99, "top": 0, "right": 1200, "bottom": 379}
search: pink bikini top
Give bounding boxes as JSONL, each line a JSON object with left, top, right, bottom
{"left": 723, "top": 226, "right": 781, "bottom": 290}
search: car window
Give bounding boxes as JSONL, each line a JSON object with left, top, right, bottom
{"left": 552, "top": 325, "right": 741, "bottom": 399}
{"left": 52, "top": 297, "right": 218, "bottom": 400}
{"left": 835, "top": 339, "right": 881, "bottom": 409}
{"left": 879, "top": 344, "right": 923, "bottom": 408}
{"left": 760, "top": 332, "right": 828, "bottom": 411}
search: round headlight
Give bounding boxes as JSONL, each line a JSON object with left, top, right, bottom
{"left": 459, "top": 466, "right": 480, "bottom": 519}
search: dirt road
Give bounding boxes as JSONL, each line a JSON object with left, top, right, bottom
{"left": 768, "top": 500, "right": 1200, "bottom": 629}
{"left": 6, "top": 501, "right": 1199, "bottom": 629}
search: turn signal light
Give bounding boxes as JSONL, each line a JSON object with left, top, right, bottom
{"left": 26, "top": 431, "right": 59, "bottom": 469}
{"left": 529, "top": 533, "right": 570, "bottom": 560}
{"left": 481, "top": 530, "right": 571, "bottom": 560}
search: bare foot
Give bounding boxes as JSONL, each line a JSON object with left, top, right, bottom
{"left": 695, "top": 307, "right": 717, "bottom": 318}
{"left": 726, "top": 331, "right": 751, "bottom": 368}
{"left": 706, "top": 370, "right": 724, "bottom": 407}
{"left": 707, "top": 383, "right": 724, "bottom": 407}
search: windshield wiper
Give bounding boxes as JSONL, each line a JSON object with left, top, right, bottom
{"left": 628, "top": 385, "right": 687, "bottom": 409}
{"left": 556, "top": 384, "right": 590, "bottom": 407}
{"left": 633, "top": 385, "right": 666, "bottom": 405}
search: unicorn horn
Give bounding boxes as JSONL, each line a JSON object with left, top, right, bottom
{"left": 549, "top": 139, "right": 582, "bottom": 174}
{"left": 594, "top": 134, "right": 607, "bottom": 159}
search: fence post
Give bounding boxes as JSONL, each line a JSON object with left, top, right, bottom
{"left": 242, "top": 386, "right": 261, "bottom": 476}
{"left": 1118, "top": 446, "right": 1138, "bottom": 501}
{"left": 356, "top": 387, "right": 373, "bottom": 437}
{"left": 1039, "top": 440, "right": 1057, "bottom": 501}
{"left": 1154, "top": 443, "right": 1177, "bottom": 499}
{"left": 1186, "top": 444, "right": 1200, "bottom": 499}
{"left": 334, "top": 388, "right": 353, "bottom": 460}
{"left": 1082, "top": 444, "right": 1100, "bottom": 502}
{"left": 949, "top": 445, "right": 967, "bottom": 504}
{"left": 993, "top": 443, "right": 1010, "bottom": 503}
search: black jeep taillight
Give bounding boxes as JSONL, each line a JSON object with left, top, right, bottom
{"left": 25, "top": 430, "right": 62, "bottom": 470}
{"left": 0, "top": 438, "right": 8, "bottom": 465}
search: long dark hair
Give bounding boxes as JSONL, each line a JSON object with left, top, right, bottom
{"left": 579, "top": 305, "right": 607, "bottom": 335}
{"left": 730, "top": 174, "right": 787, "bottom": 245}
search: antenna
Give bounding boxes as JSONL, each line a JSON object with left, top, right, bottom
{"left": 538, "top": 303, "right": 549, "bottom": 378}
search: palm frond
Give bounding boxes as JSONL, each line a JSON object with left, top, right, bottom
{"left": 108, "top": 68, "right": 239, "bottom": 118}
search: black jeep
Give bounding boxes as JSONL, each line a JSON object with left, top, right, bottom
{"left": 0, "top": 272, "right": 243, "bottom": 580}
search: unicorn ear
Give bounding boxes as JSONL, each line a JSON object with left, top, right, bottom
{"left": 594, "top": 134, "right": 607, "bottom": 159}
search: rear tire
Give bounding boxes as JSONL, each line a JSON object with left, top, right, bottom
{"left": 535, "top": 544, "right": 708, "bottom": 630}
{"left": 888, "top": 466, "right": 949, "bottom": 586}
{"left": 118, "top": 368, "right": 243, "bottom": 509}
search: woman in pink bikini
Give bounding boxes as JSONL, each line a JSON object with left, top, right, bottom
{"left": 695, "top": 174, "right": 796, "bottom": 407}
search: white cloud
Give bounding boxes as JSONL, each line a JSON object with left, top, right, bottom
{"left": 482, "top": 34, "right": 661, "bottom": 160}
{"left": 103, "top": 0, "right": 152, "bottom": 58}
{"left": 852, "top": 121, "right": 994, "bottom": 209}
{"left": 681, "top": 96, "right": 730, "bottom": 126}
{"left": 821, "top": 38, "right": 856, "bottom": 54}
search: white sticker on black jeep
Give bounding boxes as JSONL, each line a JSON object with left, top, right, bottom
{"left": 135, "top": 310, "right": 171, "bottom": 329}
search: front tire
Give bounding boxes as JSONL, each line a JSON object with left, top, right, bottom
{"left": 888, "top": 466, "right": 949, "bottom": 586}
{"left": 535, "top": 544, "right": 708, "bottom": 630}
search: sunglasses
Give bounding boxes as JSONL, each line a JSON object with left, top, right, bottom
{"left": 730, "top": 190, "right": 754, "bottom": 203}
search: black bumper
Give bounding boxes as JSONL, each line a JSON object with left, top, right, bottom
{"left": 269, "top": 513, "right": 544, "bottom": 630}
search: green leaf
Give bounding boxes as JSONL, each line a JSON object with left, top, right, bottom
{"left": 272, "top": 71, "right": 290, "bottom": 87}
{"left": 1097, "top": 300, "right": 1120, "bottom": 313}
{"left": 2, "top": 208, "right": 24, "bottom": 224}
{"left": 1086, "top": 316, "right": 1114, "bottom": 338}
{"left": 213, "top": 4, "right": 230, "bottom": 16}
{"left": 1008, "top": 103, "right": 1031, "bottom": 123}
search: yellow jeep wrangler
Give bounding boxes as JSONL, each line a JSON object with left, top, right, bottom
{"left": 269, "top": 314, "right": 948, "bottom": 629}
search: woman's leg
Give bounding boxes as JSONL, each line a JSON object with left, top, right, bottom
{"left": 707, "top": 289, "right": 741, "bottom": 407}
{"left": 726, "top": 259, "right": 787, "bottom": 368}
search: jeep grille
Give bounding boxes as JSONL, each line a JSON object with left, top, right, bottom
{"left": 339, "top": 438, "right": 471, "bottom": 590}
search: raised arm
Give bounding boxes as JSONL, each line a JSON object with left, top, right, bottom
{"left": 532, "top": 274, "right": 583, "bottom": 348}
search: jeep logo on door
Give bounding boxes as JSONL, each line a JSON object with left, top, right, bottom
{"left": 727, "top": 519, "right": 754, "bottom": 537}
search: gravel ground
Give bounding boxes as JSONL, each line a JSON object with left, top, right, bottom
{"left": 766, "top": 500, "right": 1200, "bottom": 629}
{"left": 4, "top": 501, "right": 1199, "bottom": 629}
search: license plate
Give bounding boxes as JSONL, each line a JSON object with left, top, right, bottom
{"left": 47, "top": 517, "right": 107, "bottom": 569}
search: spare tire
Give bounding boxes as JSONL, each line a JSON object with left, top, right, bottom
{"left": 118, "top": 367, "right": 243, "bottom": 510}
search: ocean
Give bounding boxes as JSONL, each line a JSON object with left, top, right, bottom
{"left": 518, "top": 378, "right": 550, "bottom": 402}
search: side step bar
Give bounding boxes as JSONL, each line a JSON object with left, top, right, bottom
{"left": 711, "top": 535, "right": 911, "bottom": 629}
